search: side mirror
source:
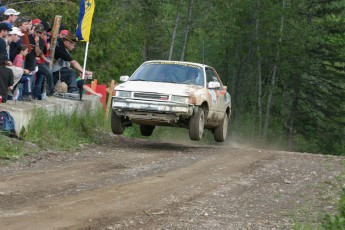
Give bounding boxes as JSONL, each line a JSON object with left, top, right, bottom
{"left": 120, "top": 76, "right": 130, "bottom": 82}
{"left": 208, "top": 81, "right": 220, "bottom": 89}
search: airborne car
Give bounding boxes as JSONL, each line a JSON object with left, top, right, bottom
{"left": 111, "top": 60, "right": 231, "bottom": 142}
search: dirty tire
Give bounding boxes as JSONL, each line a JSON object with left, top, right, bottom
{"left": 111, "top": 110, "right": 125, "bottom": 134}
{"left": 140, "top": 125, "right": 155, "bottom": 136}
{"left": 189, "top": 107, "right": 205, "bottom": 141}
{"left": 214, "top": 114, "right": 229, "bottom": 142}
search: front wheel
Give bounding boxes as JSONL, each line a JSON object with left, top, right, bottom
{"left": 214, "top": 114, "right": 229, "bottom": 142}
{"left": 140, "top": 125, "right": 155, "bottom": 136}
{"left": 189, "top": 107, "right": 205, "bottom": 141}
{"left": 111, "top": 110, "right": 125, "bottom": 134}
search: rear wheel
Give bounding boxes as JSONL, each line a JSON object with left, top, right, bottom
{"left": 111, "top": 110, "right": 125, "bottom": 134}
{"left": 189, "top": 107, "right": 205, "bottom": 141}
{"left": 140, "top": 125, "right": 155, "bottom": 136}
{"left": 214, "top": 114, "right": 229, "bottom": 142}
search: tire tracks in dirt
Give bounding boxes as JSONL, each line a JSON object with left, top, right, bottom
{"left": 0, "top": 139, "right": 275, "bottom": 229}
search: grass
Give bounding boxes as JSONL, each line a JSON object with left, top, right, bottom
{"left": 0, "top": 107, "right": 110, "bottom": 160}
{"left": 0, "top": 135, "right": 38, "bottom": 160}
{"left": 322, "top": 188, "right": 345, "bottom": 229}
{"left": 293, "top": 160, "right": 345, "bottom": 230}
{"left": 321, "top": 161, "right": 345, "bottom": 229}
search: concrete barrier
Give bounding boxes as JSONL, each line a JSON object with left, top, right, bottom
{"left": 0, "top": 95, "right": 102, "bottom": 135}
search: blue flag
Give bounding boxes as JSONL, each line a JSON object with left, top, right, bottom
{"left": 76, "top": 0, "right": 95, "bottom": 42}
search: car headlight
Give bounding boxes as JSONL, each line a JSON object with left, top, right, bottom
{"left": 171, "top": 95, "right": 189, "bottom": 104}
{"left": 116, "top": 90, "right": 132, "bottom": 98}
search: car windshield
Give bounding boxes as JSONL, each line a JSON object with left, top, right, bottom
{"left": 130, "top": 63, "right": 205, "bottom": 86}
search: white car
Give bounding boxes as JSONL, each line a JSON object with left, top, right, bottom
{"left": 111, "top": 60, "right": 231, "bottom": 142}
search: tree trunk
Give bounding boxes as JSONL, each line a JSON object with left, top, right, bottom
{"left": 255, "top": 0, "right": 263, "bottom": 134}
{"left": 231, "top": 46, "right": 239, "bottom": 119}
{"left": 263, "top": 0, "right": 285, "bottom": 140}
{"left": 143, "top": 38, "right": 149, "bottom": 61}
{"left": 168, "top": 0, "right": 182, "bottom": 60}
{"left": 287, "top": 83, "right": 299, "bottom": 150}
{"left": 180, "top": 0, "right": 194, "bottom": 61}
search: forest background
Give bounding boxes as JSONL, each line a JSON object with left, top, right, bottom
{"left": 4, "top": 0, "right": 344, "bottom": 155}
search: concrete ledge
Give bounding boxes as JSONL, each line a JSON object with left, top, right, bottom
{"left": 0, "top": 95, "right": 102, "bottom": 135}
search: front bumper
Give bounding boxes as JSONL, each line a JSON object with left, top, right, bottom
{"left": 112, "top": 97, "right": 194, "bottom": 123}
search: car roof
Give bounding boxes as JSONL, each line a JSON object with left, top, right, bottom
{"left": 143, "top": 60, "right": 209, "bottom": 69}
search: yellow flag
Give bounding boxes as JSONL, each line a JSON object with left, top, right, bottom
{"left": 76, "top": 0, "right": 95, "bottom": 42}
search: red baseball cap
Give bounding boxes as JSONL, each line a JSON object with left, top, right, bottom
{"left": 32, "top": 18, "right": 41, "bottom": 25}
{"left": 60, "top": 29, "right": 69, "bottom": 35}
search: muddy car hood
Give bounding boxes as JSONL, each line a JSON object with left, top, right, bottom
{"left": 115, "top": 81, "right": 202, "bottom": 96}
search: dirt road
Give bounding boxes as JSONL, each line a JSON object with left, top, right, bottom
{"left": 0, "top": 136, "right": 344, "bottom": 229}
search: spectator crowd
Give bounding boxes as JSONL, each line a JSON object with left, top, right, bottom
{"left": 0, "top": 5, "right": 101, "bottom": 103}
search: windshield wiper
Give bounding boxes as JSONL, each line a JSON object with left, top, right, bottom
{"left": 162, "top": 80, "right": 178, "bottom": 83}
{"left": 130, "top": 79, "right": 147, "bottom": 81}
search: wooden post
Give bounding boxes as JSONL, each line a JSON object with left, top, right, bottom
{"left": 49, "top": 15, "right": 62, "bottom": 71}
{"left": 91, "top": 79, "right": 97, "bottom": 91}
{"left": 105, "top": 80, "right": 116, "bottom": 119}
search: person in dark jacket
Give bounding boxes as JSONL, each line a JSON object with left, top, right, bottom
{"left": 0, "top": 53, "right": 14, "bottom": 103}
{"left": 52, "top": 32, "right": 92, "bottom": 94}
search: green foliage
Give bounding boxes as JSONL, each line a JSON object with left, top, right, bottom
{"left": 0, "top": 135, "right": 36, "bottom": 160}
{"left": 22, "top": 107, "right": 108, "bottom": 151}
{"left": 0, "top": 106, "right": 109, "bottom": 160}
{"left": 322, "top": 189, "right": 345, "bottom": 229}
{"left": 295, "top": 187, "right": 345, "bottom": 230}
{"left": 123, "top": 124, "right": 141, "bottom": 138}
{"left": 293, "top": 160, "right": 345, "bottom": 230}
{"left": 8, "top": 0, "right": 79, "bottom": 28}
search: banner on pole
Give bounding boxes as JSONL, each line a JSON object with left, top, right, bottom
{"left": 76, "top": 0, "right": 95, "bottom": 42}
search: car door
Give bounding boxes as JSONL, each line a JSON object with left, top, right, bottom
{"left": 205, "top": 67, "right": 227, "bottom": 118}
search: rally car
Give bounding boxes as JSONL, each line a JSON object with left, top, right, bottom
{"left": 111, "top": 60, "right": 231, "bottom": 142}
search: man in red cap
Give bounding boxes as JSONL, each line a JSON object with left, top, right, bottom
{"left": 25, "top": 24, "right": 54, "bottom": 98}
{"left": 59, "top": 29, "right": 69, "bottom": 38}
{"left": 31, "top": 18, "right": 41, "bottom": 26}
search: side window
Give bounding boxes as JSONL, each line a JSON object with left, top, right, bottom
{"left": 205, "top": 67, "right": 222, "bottom": 89}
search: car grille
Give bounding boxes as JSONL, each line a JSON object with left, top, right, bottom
{"left": 133, "top": 93, "right": 169, "bottom": 100}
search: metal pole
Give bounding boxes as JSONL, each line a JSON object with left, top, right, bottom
{"left": 81, "top": 42, "right": 89, "bottom": 80}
